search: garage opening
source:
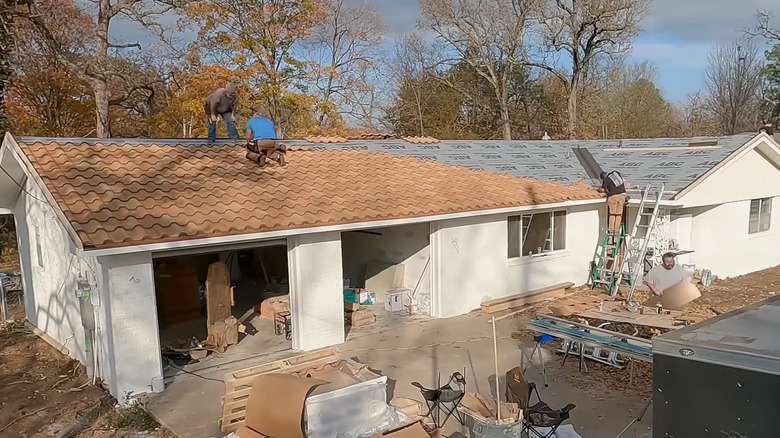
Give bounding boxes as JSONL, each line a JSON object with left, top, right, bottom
{"left": 341, "top": 223, "right": 432, "bottom": 337}
{"left": 153, "top": 244, "right": 291, "bottom": 363}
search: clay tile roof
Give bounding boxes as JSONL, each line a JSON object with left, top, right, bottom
{"left": 16, "top": 139, "right": 602, "bottom": 250}
{"left": 302, "top": 136, "right": 348, "bottom": 143}
{"left": 402, "top": 136, "right": 440, "bottom": 144}
{"left": 347, "top": 133, "right": 397, "bottom": 140}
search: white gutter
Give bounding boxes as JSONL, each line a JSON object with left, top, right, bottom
{"left": 80, "top": 197, "right": 605, "bottom": 258}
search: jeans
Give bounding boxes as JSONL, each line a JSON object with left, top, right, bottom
{"left": 208, "top": 112, "right": 240, "bottom": 143}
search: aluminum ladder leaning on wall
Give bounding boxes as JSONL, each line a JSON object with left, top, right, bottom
{"left": 620, "top": 184, "right": 665, "bottom": 302}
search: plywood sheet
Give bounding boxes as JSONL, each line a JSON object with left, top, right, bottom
{"left": 577, "top": 300, "right": 705, "bottom": 329}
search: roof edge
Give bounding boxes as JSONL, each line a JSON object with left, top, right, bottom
{"left": 81, "top": 197, "right": 605, "bottom": 258}
{"left": 1, "top": 134, "right": 85, "bottom": 251}
{"left": 672, "top": 133, "right": 775, "bottom": 201}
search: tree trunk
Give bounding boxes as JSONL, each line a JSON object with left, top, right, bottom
{"left": 94, "top": 0, "right": 111, "bottom": 138}
{"left": 500, "top": 104, "right": 512, "bottom": 140}
{"left": 93, "top": 80, "right": 111, "bottom": 138}
{"left": 567, "top": 79, "right": 579, "bottom": 140}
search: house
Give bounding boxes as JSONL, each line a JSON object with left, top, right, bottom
{"left": 306, "top": 133, "right": 780, "bottom": 279}
{"left": 0, "top": 134, "right": 605, "bottom": 403}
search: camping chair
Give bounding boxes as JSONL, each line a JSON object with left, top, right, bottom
{"left": 506, "top": 366, "right": 576, "bottom": 438}
{"left": 411, "top": 371, "right": 467, "bottom": 428}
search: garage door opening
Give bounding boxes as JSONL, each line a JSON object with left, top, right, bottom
{"left": 153, "top": 244, "right": 291, "bottom": 363}
{"left": 340, "top": 224, "right": 432, "bottom": 337}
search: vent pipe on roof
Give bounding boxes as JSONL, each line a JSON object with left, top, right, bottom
{"left": 542, "top": 132, "right": 551, "bottom": 140}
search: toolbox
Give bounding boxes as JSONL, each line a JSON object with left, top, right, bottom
{"left": 652, "top": 294, "right": 780, "bottom": 438}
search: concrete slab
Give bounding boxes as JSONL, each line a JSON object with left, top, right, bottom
{"left": 147, "top": 311, "right": 653, "bottom": 438}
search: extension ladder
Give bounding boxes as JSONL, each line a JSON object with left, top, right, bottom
{"left": 621, "top": 184, "right": 664, "bottom": 302}
{"left": 591, "top": 184, "right": 664, "bottom": 296}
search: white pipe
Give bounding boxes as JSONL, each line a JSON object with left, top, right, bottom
{"left": 492, "top": 316, "right": 501, "bottom": 422}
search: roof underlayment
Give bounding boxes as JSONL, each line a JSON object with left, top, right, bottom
{"left": 288, "top": 134, "right": 757, "bottom": 199}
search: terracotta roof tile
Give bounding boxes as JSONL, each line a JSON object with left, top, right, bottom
{"left": 347, "top": 133, "right": 397, "bottom": 140}
{"left": 402, "top": 136, "right": 440, "bottom": 144}
{"left": 16, "top": 139, "right": 602, "bottom": 249}
{"left": 302, "top": 136, "right": 348, "bottom": 143}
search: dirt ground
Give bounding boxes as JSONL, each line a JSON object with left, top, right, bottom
{"left": 0, "top": 321, "right": 174, "bottom": 438}
{"left": 516, "top": 265, "right": 780, "bottom": 400}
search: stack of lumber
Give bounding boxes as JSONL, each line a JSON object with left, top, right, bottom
{"left": 480, "top": 282, "right": 574, "bottom": 314}
{"left": 344, "top": 302, "right": 376, "bottom": 327}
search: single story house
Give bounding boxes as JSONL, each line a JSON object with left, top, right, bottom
{"left": 0, "top": 133, "right": 606, "bottom": 402}
{"left": 305, "top": 132, "right": 780, "bottom": 279}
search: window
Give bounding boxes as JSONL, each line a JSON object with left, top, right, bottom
{"left": 749, "top": 198, "right": 772, "bottom": 234}
{"left": 508, "top": 211, "right": 566, "bottom": 258}
{"left": 35, "top": 225, "right": 44, "bottom": 267}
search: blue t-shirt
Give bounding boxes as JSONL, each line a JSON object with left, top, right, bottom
{"left": 246, "top": 117, "right": 277, "bottom": 140}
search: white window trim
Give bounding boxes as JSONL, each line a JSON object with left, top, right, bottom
{"left": 508, "top": 209, "right": 567, "bottom": 260}
{"left": 748, "top": 198, "right": 772, "bottom": 235}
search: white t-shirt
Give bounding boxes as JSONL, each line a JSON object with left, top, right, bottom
{"left": 644, "top": 264, "right": 690, "bottom": 291}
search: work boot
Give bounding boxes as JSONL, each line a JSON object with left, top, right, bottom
{"left": 277, "top": 153, "right": 286, "bottom": 166}
{"left": 258, "top": 152, "right": 267, "bottom": 167}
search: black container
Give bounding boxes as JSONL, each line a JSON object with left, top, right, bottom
{"left": 652, "top": 295, "right": 780, "bottom": 438}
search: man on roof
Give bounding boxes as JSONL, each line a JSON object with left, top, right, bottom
{"left": 205, "top": 83, "right": 240, "bottom": 144}
{"left": 599, "top": 170, "right": 627, "bottom": 233}
{"left": 245, "top": 108, "right": 286, "bottom": 167}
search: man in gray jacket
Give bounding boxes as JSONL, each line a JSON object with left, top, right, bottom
{"left": 204, "top": 83, "right": 240, "bottom": 143}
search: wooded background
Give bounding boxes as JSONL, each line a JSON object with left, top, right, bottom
{"left": 0, "top": 0, "right": 778, "bottom": 141}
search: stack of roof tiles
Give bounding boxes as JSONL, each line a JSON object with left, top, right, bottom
{"left": 302, "top": 136, "right": 348, "bottom": 143}
{"left": 347, "top": 133, "right": 397, "bottom": 140}
{"left": 18, "top": 139, "right": 602, "bottom": 249}
{"left": 402, "top": 136, "right": 440, "bottom": 144}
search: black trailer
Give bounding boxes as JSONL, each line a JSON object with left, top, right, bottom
{"left": 652, "top": 295, "right": 780, "bottom": 438}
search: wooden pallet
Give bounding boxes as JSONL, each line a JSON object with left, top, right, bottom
{"left": 220, "top": 347, "right": 340, "bottom": 432}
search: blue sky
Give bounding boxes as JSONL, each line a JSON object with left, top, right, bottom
{"left": 110, "top": 0, "right": 779, "bottom": 104}
{"left": 358, "top": 0, "right": 778, "bottom": 104}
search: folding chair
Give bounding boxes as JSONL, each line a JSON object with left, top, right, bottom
{"left": 506, "top": 366, "right": 576, "bottom": 438}
{"left": 411, "top": 371, "right": 467, "bottom": 428}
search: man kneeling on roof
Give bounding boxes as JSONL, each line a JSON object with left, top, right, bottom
{"left": 245, "top": 108, "right": 286, "bottom": 167}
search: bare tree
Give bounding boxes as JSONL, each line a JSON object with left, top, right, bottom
{"left": 419, "top": 0, "right": 536, "bottom": 140}
{"left": 532, "top": 0, "right": 649, "bottom": 139}
{"left": 706, "top": 40, "right": 764, "bottom": 135}
{"left": 309, "top": 0, "right": 386, "bottom": 129}
{"left": 17, "top": 0, "right": 185, "bottom": 137}
{"left": 748, "top": 10, "right": 780, "bottom": 44}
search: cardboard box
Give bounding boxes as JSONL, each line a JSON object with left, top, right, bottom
{"left": 644, "top": 280, "right": 701, "bottom": 311}
{"left": 385, "top": 290, "right": 406, "bottom": 312}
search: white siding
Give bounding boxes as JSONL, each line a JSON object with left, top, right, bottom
{"left": 688, "top": 199, "right": 780, "bottom": 278}
{"left": 98, "top": 252, "right": 163, "bottom": 402}
{"left": 431, "top": 205, "right": 601, "bottom": 318}
{"left": 288, "top": 232, "right": 345, "bottom": 351}
{"left": 14, "top": 180, "right": 100, "bottom": 375}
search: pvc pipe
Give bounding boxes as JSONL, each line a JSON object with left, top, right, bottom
{"left": 492, "top": 316, "right": 501, "bottom": 422}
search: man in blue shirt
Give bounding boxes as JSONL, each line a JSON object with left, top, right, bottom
{"left": 245, "top": 109, "right": 286, "bottom": 166}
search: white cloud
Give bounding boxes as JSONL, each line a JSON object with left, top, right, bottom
{"left": 630, "top": 41, "right": 714, "bottom": 69}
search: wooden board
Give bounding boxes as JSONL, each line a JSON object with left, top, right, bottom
{"left": 576, "top": 300, "right": 706, "bottom": 330}
{"left": 547, "top": 294, "right": 604, "bottom": 317}
{"left": 221, "top": 347, "right": 340, "bottom": 432}
{"left": 207, "top": 262, "right": 232, "bottom": 324}
{"left": 481, "top": 282, "right": 574, "bottom": 314}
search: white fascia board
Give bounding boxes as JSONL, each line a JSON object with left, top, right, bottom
{"left": 1, "top": 134, "right": 84, "bottom": 250}
{"left": 79, "top": 197, "right": 605, "bottom": 258}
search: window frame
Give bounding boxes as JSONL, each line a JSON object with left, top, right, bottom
{"left": 507, "top": 210, "right": 567, "bottom": 259}
{"left": 748, "top": 198, "right": 772, "bottom": 235}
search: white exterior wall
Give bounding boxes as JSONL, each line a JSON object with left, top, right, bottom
{"left": 430, "top": 205, "right": 601, "bottom": 318}
{"left": 341, "top": 223, "right": 430, "bottom": 295}
{"left": 14, "top": 180, "right": 100, "bottom": 375}
{"left": 288, "top": 232, "right": 345, "bottom": 351}
{"left": 687, "top": 199, "right": 780, "bottom": 278}
{"left": 97, "top": 252, "right": 162, "bottom": 402}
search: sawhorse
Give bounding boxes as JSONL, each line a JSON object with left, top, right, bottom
{"left": 521, "top": 334, "right": 552, "bottom": 387}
